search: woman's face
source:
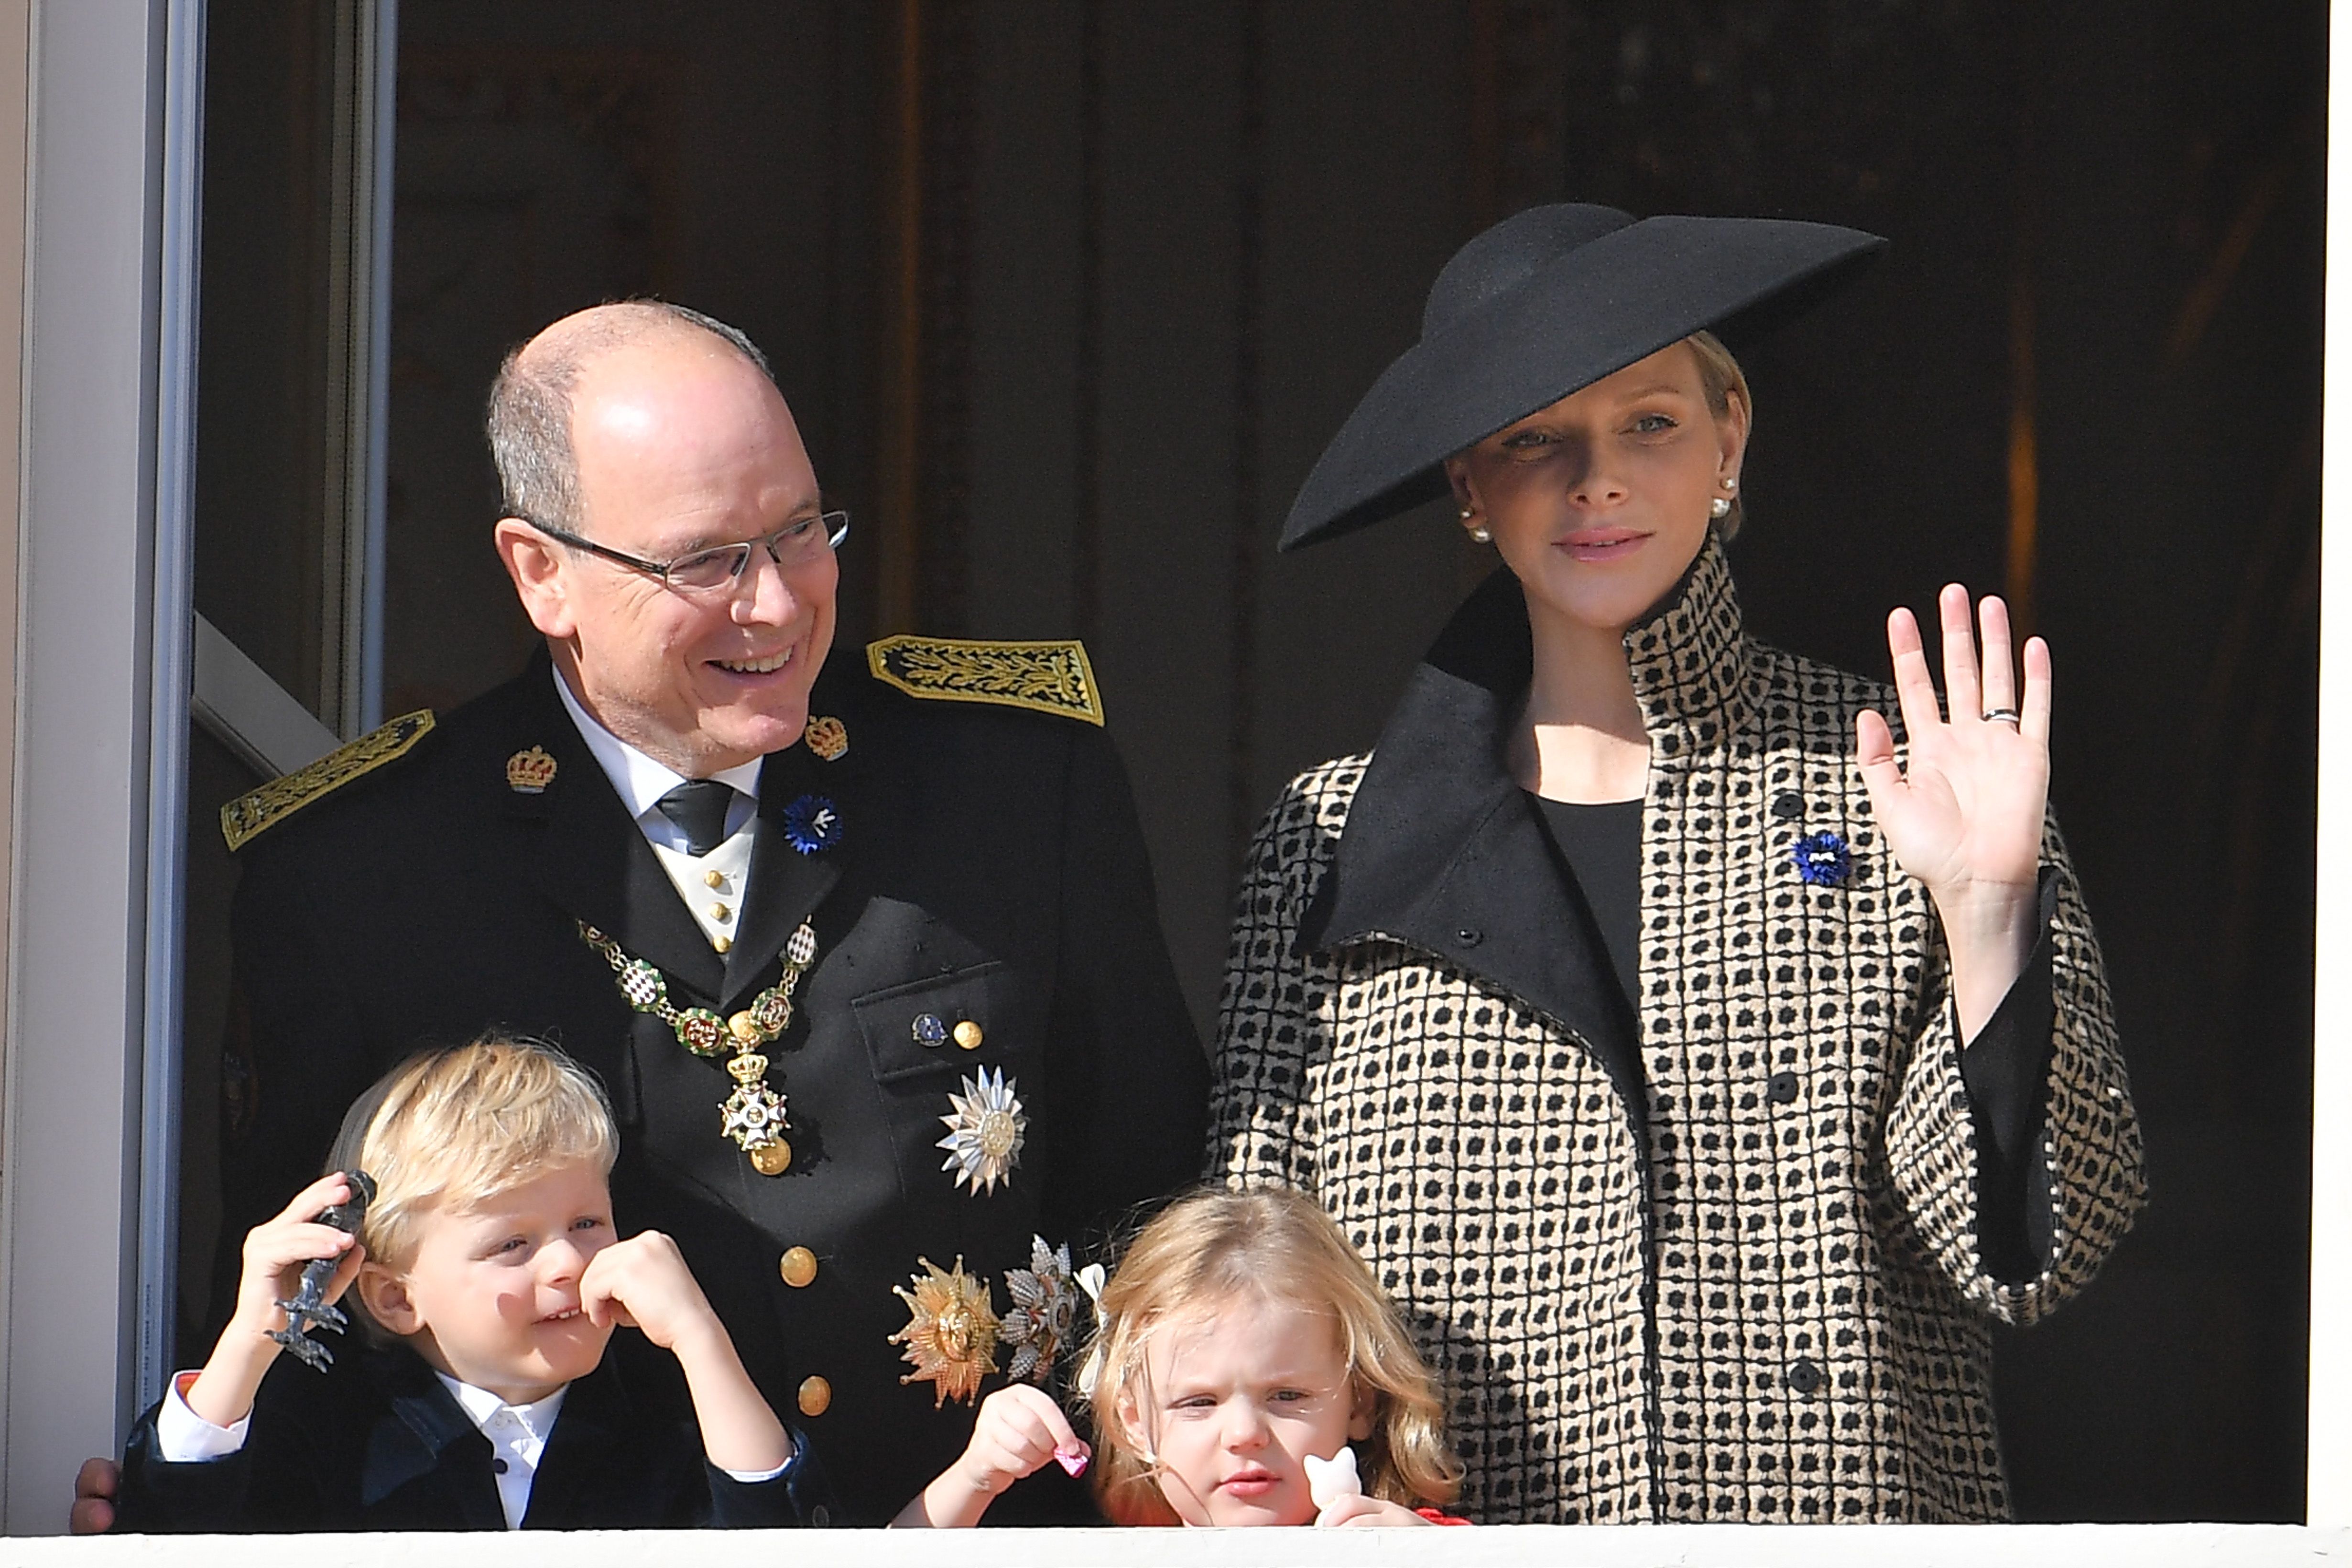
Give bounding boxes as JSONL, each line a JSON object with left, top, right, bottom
{"left": 1119, "top": 1293, "right": 1374, "bottom": 1527}
{"left": 1447, "top": 340, "right": 1747, "bottom": 640}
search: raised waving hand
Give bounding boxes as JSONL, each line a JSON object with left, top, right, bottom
{"left": 1856, "top": 585, "right": 2049, "bottom": 1039}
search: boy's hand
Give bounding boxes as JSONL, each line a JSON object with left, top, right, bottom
{"left": 586, "top": 1231, "right": 793, "bottom": 1476}
{"left": 227, "top": 1174, "right": 366, "bottom": 1342}
{"left": 187, "top": 1175, "right": 367, "bottom": 1428}
{"left": 580, "top": 1230, "right": 722, "bottom": 1352}
{"left": 1318, "top": 1493, "right": 1439, "bottom": 1527}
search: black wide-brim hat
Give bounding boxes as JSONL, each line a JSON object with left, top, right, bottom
{"left": 1279, "top": 204, "right": 1887, "bottom": 551}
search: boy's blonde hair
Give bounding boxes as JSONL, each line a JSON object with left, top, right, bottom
{"left": 323, "top": 1034, "right": 617, "bottom": 1275}
{"left": 1085, "top": 1187, "right": 1464, "bottom": 1525}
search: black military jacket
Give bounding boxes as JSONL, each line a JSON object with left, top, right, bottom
{"left": 218, "top": 645, "right": 1209, "bottom": 1525}
{"left": 118, "top": 1346, "right": 815, "bottom": 1532}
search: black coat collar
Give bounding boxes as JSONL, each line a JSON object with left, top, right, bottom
{"left": 355, "top": 1347, "right": 649, "bottom": 1529}
{"left": 1300, "top": 531, "right": 1750, "bottom": 1111}
{"left": 358, "top": 1348, "right": 503, "bottom": 1525}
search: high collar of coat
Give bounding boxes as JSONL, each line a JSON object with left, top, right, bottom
{"left": 1300, "top": 525, "right": 1749, "bottom": 978}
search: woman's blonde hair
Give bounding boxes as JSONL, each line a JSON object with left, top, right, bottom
{"left": 1084, "top": 1187, "right": 1463, "bottom": 1525}
{"left": 1684, "top": 328, "right": 1753, "bottom": 537}
{"left": 323, "top": 1033, "right": 617, "bottom": 1276}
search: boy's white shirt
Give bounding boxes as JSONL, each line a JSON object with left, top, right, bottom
{"left": 155, "top": 1367, "right": 790, "bottom": 1529}
{"left": 437, "top": 1376, "right": 568, "bottom": 1530}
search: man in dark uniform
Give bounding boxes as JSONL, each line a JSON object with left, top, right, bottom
{"left": 76, "top": 302, "right": 1207, "bottom": 1529}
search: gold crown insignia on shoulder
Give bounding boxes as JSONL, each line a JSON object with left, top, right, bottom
{"left": 865, "top": 635, "right": 1104, "bottom": 726}
{"left": 219, "top": 709, "right": 436, "bottom": 852}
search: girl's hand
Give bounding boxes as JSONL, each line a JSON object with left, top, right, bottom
{"left": 580, "top": 1230, "right": 717, "bottom": 1351}
{"left": 893, "top": 1384, "right": 1087, "bottom": 1526}
{"left": 1318, "top": 1493, "right": 1438, "bottom": 1527}
{"left": 1857, "top": 585, "right": 2050, "bottom": 1038}
{"left": 189, "top": 1175, "right": 367, "bottom": 1427}
{"left": 956, "top": 1383, "right": 1085, "bottom": 1495}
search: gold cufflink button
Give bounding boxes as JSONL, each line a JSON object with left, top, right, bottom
{"left": 709, "top": 903, "right": 732, "bottom": 923}
{"left": 953, "top": 1020, "right": 983, "bottom": 1051}
{"left": 797, "top": 1375, "right": 831, "bottom": 1417}
{"left": 779, "top": 1246, "right": 818, "bottom": 1288}
{"left": 705, "top": 870, "right": 727, "bottom": 889}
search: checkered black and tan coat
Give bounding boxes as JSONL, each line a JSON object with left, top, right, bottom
{"left": 1211, "top": 537, "right": 2143, "bottom": 1523}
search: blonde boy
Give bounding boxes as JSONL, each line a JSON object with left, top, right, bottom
{"left": 119, "top": 1037, "right": 817, "bottom": 1531}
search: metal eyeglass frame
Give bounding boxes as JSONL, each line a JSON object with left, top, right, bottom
{"left": 521, "top": 509, "right": 850, "bottom": 592}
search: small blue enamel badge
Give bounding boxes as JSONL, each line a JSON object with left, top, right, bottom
{"left": 782, "top": 794, "right": 843, "bottom": 855}
{"left": 1791, "top": 830, "right": 1851, "bottom": 887}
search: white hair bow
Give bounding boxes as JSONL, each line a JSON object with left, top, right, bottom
{"left": 1072, "top": 1262, "right": 1109, "bottom": 1399}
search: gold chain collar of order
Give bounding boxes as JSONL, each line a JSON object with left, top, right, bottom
{"left": 577, "top": 918, "right": 817, "bottom": 1176}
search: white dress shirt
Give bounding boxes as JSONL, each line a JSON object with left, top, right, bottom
{"left": 438, "top": 1374, "right": 567, "bottom": 1529}
{"left": 552, "top": 667, "right": 763, "bottom": 951}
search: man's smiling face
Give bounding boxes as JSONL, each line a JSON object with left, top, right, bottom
{"left": 513, "top": 328, "right": 838, "bottom": 777}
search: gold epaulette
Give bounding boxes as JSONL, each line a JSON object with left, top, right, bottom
{"left": 866, "top": 635, "right": 1104, "bottom": 726}
{"left": 219, "top": 709, "right": 436, "bottom": 852}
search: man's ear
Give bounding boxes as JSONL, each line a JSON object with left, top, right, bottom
{"left": 1347, "top": 1381, "right": 1378, "bottom": 1443}
{"left": 492, "top": 518, "right": 578, "bottom": 640}
{"left": 355, "top": 1261, "right": 421, "bottom": 1337}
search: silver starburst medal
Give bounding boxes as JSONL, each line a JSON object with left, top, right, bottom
{"left": 999, "top": 1235, "right": 1076, "bottom": 1383}
{"left": 937, "top": 1066, "right": 1026, "bottom": 1195}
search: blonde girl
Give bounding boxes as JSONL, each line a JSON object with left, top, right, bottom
{"left": 895, "top": 1187, "right": 1465, "bottom": 1528}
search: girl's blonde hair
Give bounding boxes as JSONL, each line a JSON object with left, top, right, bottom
{"left": 324, "top": 1034, "right": 617, "bottom": 1276}
{"left": 1085, "top": 1187, "right": 1463, "bottom": 1525}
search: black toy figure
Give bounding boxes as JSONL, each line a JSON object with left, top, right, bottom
{"left": 267, "top": 1170, "right": 375, "bottom": 1371}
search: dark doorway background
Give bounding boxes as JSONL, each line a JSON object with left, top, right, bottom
{"left": 185, "top": 0, "right": 2322, "bottom": 1523}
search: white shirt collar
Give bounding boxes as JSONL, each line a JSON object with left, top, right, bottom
{"left": 435, "top": 1371, "right": 570, "bottom": 1447}
{"left": 552, "top": 664, "right": 764, "bottom": 824}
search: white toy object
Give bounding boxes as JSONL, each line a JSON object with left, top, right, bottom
{"left": 1304, "top": 1448, "right": 1362, "bottom": 1511}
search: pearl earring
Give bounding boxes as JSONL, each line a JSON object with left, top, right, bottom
{"left": 1470, "top": 526, "right": 1492, "bottom": 544}
{"left": 1709, "top": 497, "right": 1731, "bottom": 519}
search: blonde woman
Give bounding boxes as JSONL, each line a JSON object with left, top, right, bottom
{"left": 1211, "top": 204, "right": 2144, "bottom": 1524}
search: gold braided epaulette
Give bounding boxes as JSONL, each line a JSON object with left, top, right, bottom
{"left": 866, "top": 636, "right": 1104, "bottom": 726}
{"left": 219, "top": 709, "right": 436, "bottom": 852}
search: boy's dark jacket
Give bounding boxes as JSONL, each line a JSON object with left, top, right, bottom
{"left": 116, "top": 1343, "right": 825, "bottom": 1532}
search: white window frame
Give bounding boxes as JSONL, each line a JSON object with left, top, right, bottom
{"left": 0, "top": 0, "right": 2346, "bottom": 1551}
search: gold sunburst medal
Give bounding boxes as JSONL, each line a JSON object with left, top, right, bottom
{"left": 888, "top": 1255, "right": 1001, "bottom": 1407}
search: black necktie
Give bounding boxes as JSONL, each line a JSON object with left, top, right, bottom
{"left": 654, "top": 780, "right": 740, "bottom": 857}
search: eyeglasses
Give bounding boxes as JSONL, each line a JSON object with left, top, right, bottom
{"left": 523, "top": 510, "right": 849, "bottom": 594}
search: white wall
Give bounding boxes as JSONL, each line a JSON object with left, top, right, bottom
{"left": 0, "top": 0, "right": 167, "bottom": 1534}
